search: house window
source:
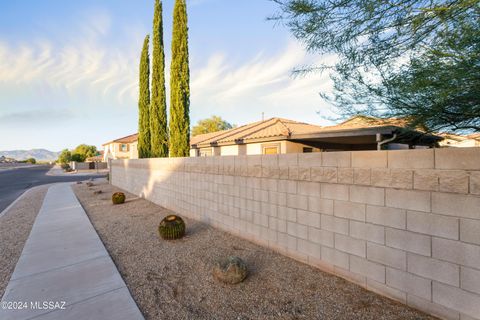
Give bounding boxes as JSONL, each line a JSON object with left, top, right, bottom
{"left": 262, "top": 143, "right": 280, "bottom": 155}
{"left": 200, "top": 148, "right": 213, "bottom": 157}
{"left": 120, "top": 144, "right": 129, "bottom": 152}
{"left": 303, "top": 147, "right": 313, "bottom": 153}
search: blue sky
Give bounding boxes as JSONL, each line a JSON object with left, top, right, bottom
{"left": 0, "top": 0, "right": 335, "bottom": 151}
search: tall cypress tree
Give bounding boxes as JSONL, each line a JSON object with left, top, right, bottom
{"left": 150, "top": 0, "right": 168, "bottom": 157}
{"left": 169, "top": 0, "right": 190, "bottom": 157}
{"left": 138, "top": 35, "right": 151, "bottom": 159}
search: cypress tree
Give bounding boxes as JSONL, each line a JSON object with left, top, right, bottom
{"left": 169, "top": 0, "right": 190, "bottom": 157}
{"left": 138, "top": 35, "right": 151, "bottom": 159}
{"left": 150, "top": 0, "right": 168, "bottom": 157}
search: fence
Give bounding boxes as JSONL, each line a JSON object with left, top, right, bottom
{"left": 70, "top": 161, "right": 108, "bottom": 170}
{"left": 111, "top": 148, "right": 480, "bottom": 320}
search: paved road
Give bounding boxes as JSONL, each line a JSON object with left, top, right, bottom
{"left": 0, "top": 165, "right": 106, "bottom": 213}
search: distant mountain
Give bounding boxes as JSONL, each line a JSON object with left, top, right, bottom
{"left": 0, "top": 149, "right": 60, "bottom": 161}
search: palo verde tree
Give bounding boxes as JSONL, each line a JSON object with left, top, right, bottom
{"left": 169, "top": 0, "right": 191, "bottom": 157}
{"left": 271, "top": 0, "right": 480, "bottom": 132}
{"left": 191, "top": 116, "right": 235, "bottom": 136}
{"left": 73, "top": 144, "right": 97, "bottom": 159}
{"left": 138, "top": 35, "right": 152, "bottom": 158}
{"left": 57, "top": 149, "right": 71, "bottom": 164}
{"left": 150, "top": 0, "right": 169, "bottom": 157}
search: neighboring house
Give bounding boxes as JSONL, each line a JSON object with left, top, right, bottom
{"left": 86, "top": 151, "right": 104, "bottom": 162}
{"left": 0, "top": 156, "right": 17, "bottom": 163}
{"left": 103, "top": 116, "right": 443, "bottom": 159}
{"left": 102, "top": 134, "right": 139, "bottom": 161}
{"left": 438, "top": 133, "right": 480, "bottom": 148}
{"left": 190, "top": 116, "right": 441, "bottom": 156}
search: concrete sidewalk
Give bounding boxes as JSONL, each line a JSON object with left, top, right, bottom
{"left": 0, "top": 184, "right": 144, "bottom": 320}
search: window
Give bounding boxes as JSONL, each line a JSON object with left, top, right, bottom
{"left": 200, "top": 148, "right": 213, "bottom": 157}
{"left": 120, "top": 144, "right": 129, "bottom": 152}
{"left": 262, "top": 143, "right": 280, "bottom": 155}
{"left": 303, "top": 147, "right": 313, "bottom": 153}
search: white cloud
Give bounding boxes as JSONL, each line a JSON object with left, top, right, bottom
{"left": 0, "top": 18, "right": 336, "bottom": 127}
{"left": 190, "top": 41, "right": 337, "bottom": 125}
{"left": 0, "top": 13, "right": 138, "bottom": 112}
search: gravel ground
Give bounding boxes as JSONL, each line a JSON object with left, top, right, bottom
{"left": 0, "top": 185, "right": 50, "bottom": 297}
{"left": 73, "top": 181, "right": 437, "bottom": 320}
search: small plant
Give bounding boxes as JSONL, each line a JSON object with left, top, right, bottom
{"left": 112, "top": 192, "right": 126, "bottom": 205}
{"left": 86, "top": 182, "right": 94, "bottom": 187}
{"left": 212, "top": 256, "right": 248, "bottom": 284}
{"left": 158, "top": 215, "right": 186, "bottom": 240}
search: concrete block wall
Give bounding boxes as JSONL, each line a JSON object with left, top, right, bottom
{"left": 71, "top": 161, "right": 108, "bottom": 170}
{"left": 111, "top": 148, "right": 480, "bottom": 320}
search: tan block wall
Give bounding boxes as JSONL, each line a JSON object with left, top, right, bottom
{"left": 111, "top": 148, "right": 480, "bottom": 320}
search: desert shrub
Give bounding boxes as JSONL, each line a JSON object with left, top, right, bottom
{"left": 212, "top": 256, "right": 248, "bottom": 284}
{"left": 112, "top": 192, "right": 126, "bottom": 205}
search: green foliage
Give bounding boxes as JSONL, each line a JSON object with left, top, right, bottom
{"left": 112, "top": 192, "right": 126, "bottom": 205}
{"left": 73, "top": 144, "right": 97, "bottom": 158}
{"left": 57, "top": 149, "right": 71, "bottom": 164}
{"left": 380, "top": 18, "right": 480, "bottom": 132}
{"left": 70, "top": 153, "right": 85, "bottom": 162}
{"left": 169, "top": 0, "right": 191, "bottom": 157}
{"left": 57, "top": 145, "right": 96, "bottom": 164}
{"left": 158, "top": 215, "right": 186, "bottom": 240}
{"left": 272, "top": 0, "right": 480, "bottom": 132}
{"left": 138, "top": 35, "right": 152, "bottom": 158}
{"left": 191, "top": 116, "right": 234, "bottom": 136}
{"left": 150, "top": 0, "right": 169, "bottom": 158}
{"left": 25, "top": 158, "right": 36, "bottom": 164}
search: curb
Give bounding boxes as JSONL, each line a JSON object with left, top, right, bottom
{"left": 0, "top": 185, "right": 43, "bottom": 219}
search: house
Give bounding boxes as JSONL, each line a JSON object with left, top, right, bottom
{"left": 0, "top": 156, "right": 17, "bottom": 163}
{"left": 103, "top": 116, "right": 442, "bottom": 159}
{"left": 86, "top": 151, "right": 104, "bottom": 162}
{"left": 102, "top": 133, "right": 139, "bottom": 162}
{"left": 438, "top": 133, "right": 480, "bottom": 148}
{"left": 190, "top": 116, "right": 441, "bottom": 156}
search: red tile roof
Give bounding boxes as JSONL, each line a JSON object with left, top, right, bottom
{"left": 190, "top": 118, "right": 323, "bottom": 147}
{"left": 102, "top": 133, "right": 138, "bottom": 146}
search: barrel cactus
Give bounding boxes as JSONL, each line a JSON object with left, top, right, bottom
{"left": 212, "top": 256, "right": 248, "bottom": 284}
{"left": 112, "top": 192, "right": 126, "bottom": 205}
{"left": 158, "top": 215, "right": 185, "bottom": 240}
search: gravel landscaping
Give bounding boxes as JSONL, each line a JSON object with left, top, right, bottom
{"left": 73, "top": 181, "right": 437, "bottom": 320}
{"left": 0, "top": 185, "right": 50, "bottom": 297}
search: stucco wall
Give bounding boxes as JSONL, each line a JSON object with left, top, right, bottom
{"left": 103, "top": 142, "right": 139, "bottom": 161}
{"left": 111, "top": 148, "right": 480, "bottom": 320}
{"left": 191, "top": 140, "right": 321, "bottom": 157}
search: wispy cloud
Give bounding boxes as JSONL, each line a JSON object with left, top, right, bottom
{"left": 0, "top": 28, "right": 335, "bottom": 125}
{"left": 0, "top": 108, "right": 74, "bottom": 126}
{"left": 190, "top": 41, "right": 337, "bottom": 124}
{"left": 0, "top": 12, "right": 139, "bottom": 111}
